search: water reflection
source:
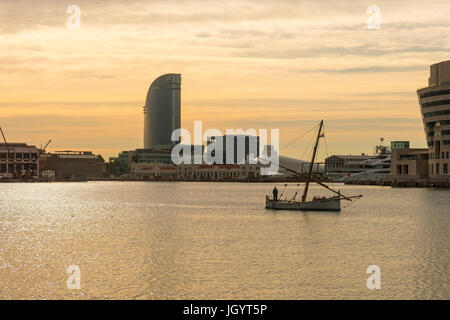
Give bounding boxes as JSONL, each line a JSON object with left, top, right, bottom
{"left": 0, "top": 182, "right": 448, "bottom": 299}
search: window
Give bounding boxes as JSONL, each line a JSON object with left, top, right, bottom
{"left": 420, "top": 89, "right": 450, "bottom": 99}
{"left": 424, "top": 109, "right": 450, "bottom": 118}
{"left": 421, "top": 99, "right": 450, "bottom": 108}
{"left": 391, "top": 141, "right": 410, "bottom": 150}
{"left": 444, "top": 164, "right": 448, "bottom": 175}
{"left": 436, "top": 163, "right": 440, "bottom": 175}
{"left": 427, "top": 120, "right": 450, "bottom": 128}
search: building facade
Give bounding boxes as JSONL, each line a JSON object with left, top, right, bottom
{"left": 40, "top": 151, "right": 106, "bottom": 180}
{"left": 390, "top": 147, "right": 429, "bottom": 181}
{"left": 143, "top": 74, "right": 181, "bottom": 149}
{"left": 131, "top": 163, "right": 262, "bottom": 181}
{"left": 417, "top": 60, "right": 450, "bottom": 179}
{"left": 108, "top": 150, "right": 133, "bottom": 177}
{"left": 109, "top": 144, "right": 205, "bottom": 178}
{"left": 0, "top": 143, "right": 39, "bottom": 178}
{"left": 206, "top": 135, "right": 260, "bottom": 164}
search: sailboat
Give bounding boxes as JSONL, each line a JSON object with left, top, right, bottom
{"left": 265, "top": 120, "right": 362, "bottom": 211}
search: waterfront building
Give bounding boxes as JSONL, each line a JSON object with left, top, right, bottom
{"left": 0, "top": 143, "right": 40, "bottom": 178}
{"left": 40, "top": 151, "right": 106, "bottom": 180}
{"left": 206, "top": 135, "right": 260, "bottom": 164}
{"left": 131, "top": 163, "right": 262, "bottom": 181}
{"left": 325, "top": 139, "right": 391, "bottom": 181}
{"left": 143, "top": 74, "right": 181, "bottom": 149}
{"left": 111, "top": 74, "right": 183, "bottom": 177}
{"left": 389, "top": 145, "right": 429, "bottom": 182}
{"left": 108, "top": 150, "right": 133, "bottom": 177}
{"left": 131, "top": 147, "right": 174, "bottom": 164}
{"left": 109, "top": 144, "right": 204, "bottom": 177}
{"left": 417, "top": 60, "right": 450, "bottom": 180}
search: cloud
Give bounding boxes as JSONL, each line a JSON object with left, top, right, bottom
{"left": 0, "top": 0, "right": 446, "bottom": 158}
{"left": 314, "top": 65, "right": 427, "bottom": 74}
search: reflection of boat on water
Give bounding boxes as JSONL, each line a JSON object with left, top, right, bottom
{"left": 265, "top": 120, "right": 363, "bottom": 212}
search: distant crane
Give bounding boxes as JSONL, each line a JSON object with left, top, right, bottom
{"left": 0, "top": 126, "right": 18, "bottom": 178}
{"left": 24, "top": 139, "right": 52, "bottom": 179}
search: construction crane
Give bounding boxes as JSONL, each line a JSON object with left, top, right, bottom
{"left": 24, "top": 139, "right": 51, "bottom": 179}
{"left": 0, "top": 126, "right": 18, "bottom": 179}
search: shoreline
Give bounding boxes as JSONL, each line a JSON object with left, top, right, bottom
{"left": 2, "top": 177, "right": 450, "bottom": 188}
{"left": 345, "top": 179, "right": 450, "bottom": 188}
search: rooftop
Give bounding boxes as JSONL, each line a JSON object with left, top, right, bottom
{"left": 0, "top": 143, "right": 37, "bottom": 148}
{"left": 54, "top": 151, "right": 94, "bottom": 155}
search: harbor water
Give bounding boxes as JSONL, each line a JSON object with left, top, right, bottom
{"left": 0, "top": 182, "right": 449, "bottom": 299}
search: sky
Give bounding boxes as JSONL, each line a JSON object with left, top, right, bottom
{"left": 1, "top": 0, "right": 450, "bottom": 161}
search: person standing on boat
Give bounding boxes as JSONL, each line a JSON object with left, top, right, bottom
{"left": 273, "top": 187, "right": 278, "bottom": 201}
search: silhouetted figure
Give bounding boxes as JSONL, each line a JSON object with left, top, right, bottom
{"left": 273, "top": 186, "right": 278, "bottom": 201}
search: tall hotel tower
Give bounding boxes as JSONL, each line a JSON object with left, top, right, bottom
{"left": 417, "top": 60, "right": 450, "bottom": 178}
{"left": 143, "top": 74, "right": 181, "bottom": 149}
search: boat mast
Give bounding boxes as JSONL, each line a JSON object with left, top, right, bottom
{"left": 302, "top": 120, "right": 323, "bottom": 202}
{"left": 278, "top": 163, "right": 356, "bottom": 201}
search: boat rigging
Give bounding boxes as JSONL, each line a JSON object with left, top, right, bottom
{"left": 265, "top": 120, "right": 363, "bottom": 211}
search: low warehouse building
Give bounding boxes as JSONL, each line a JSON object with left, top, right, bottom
{"left": 40, "top": 151, "right": 106, "bottom": 180}
{"left": 131, "top": 163, "right": 262, "bottom": 181}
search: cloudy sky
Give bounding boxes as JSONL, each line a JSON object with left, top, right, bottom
{"left": 1, "top": 0, "right": 450, "bottom": 160}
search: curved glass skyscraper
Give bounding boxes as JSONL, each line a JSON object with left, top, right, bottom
{"left": 143, "top": 74, "right": 181, "bottom": 149}
{"left": 417, "top": 60, "right": 450, "bottom": 178}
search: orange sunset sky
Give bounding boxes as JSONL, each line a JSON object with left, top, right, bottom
{"left": 1, "top": 0, "right": 450, "bottom": 161}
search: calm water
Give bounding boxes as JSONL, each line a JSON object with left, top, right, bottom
{"left": 0, "top": 182, "right": 448, "bottom": 299}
